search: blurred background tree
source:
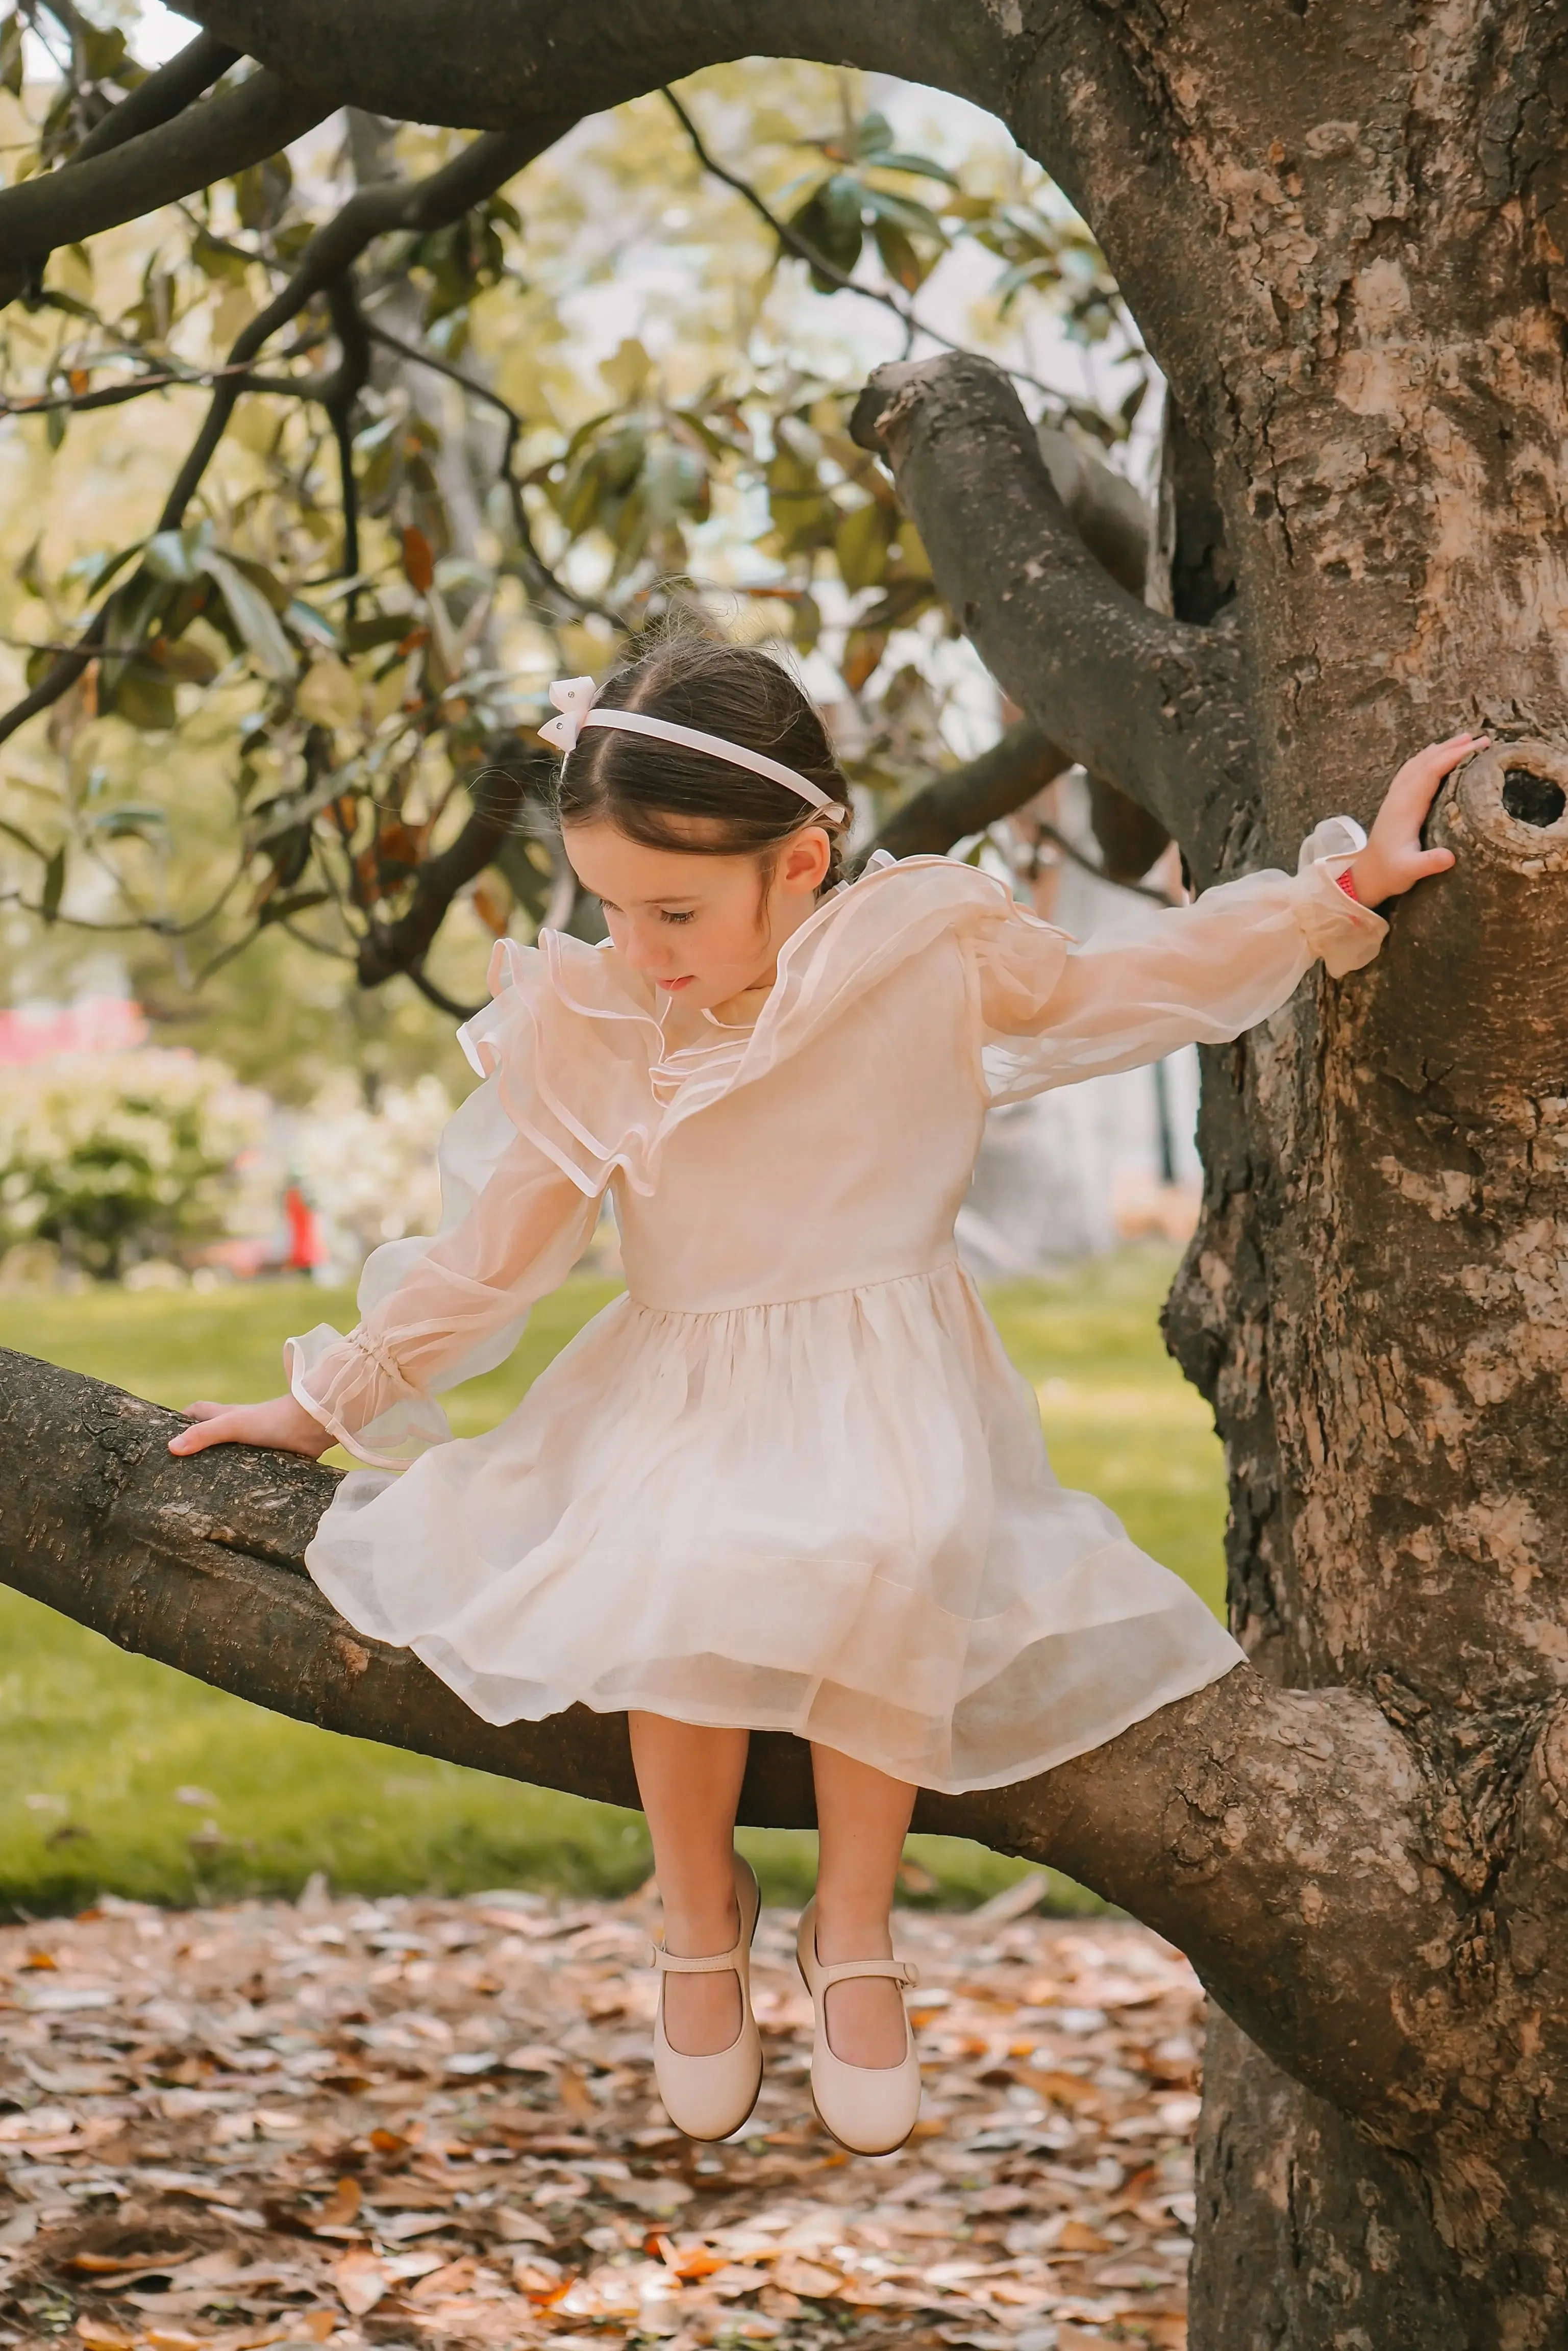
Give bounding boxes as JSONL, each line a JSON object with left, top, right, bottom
{"left": 0, "top": 17, "right": 1152, "bottom": 1100}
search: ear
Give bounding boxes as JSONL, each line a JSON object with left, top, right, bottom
{"left": 778, "top": 827, "right": 832, "bottom": 894}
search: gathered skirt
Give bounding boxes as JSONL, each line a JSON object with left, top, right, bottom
{"left": 304, "top": 1262, "right": 1242, "bottom": 1794}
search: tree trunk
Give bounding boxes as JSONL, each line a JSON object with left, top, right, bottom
{"left": 8, "top": 3, "right": 1568, "bottom": 2338}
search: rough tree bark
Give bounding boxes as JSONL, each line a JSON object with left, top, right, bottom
{"left": 4, "top": 4, "right": 1567, "bottom": 2341}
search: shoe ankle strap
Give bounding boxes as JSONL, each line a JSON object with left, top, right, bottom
{"left": 812, "top": 1954, "right": 920, "bottom": 1991}
{"left": 650, "top": 1935, "right": 741, "bottom": 1975}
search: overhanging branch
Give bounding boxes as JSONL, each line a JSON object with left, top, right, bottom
{"left": 867, "top": 719, "right": 1070, "bottom": 862}
{"left": 0, "top": 127, "right": 564, "bottom": 757}
{"left": 851, "top": 354, "right": 1253, "bottom": 846}
{"left": 0, "top": 1343, "right": 1466, "bottom": 2145}
{"left": 0, "top": 68, "right": 333, "bottom": 302}
{"left": 69, "top": 30, "right": 241, "bottom": 165}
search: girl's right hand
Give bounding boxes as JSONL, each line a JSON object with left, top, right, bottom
{"left": 167, "top": 1394, "right": 332, "bottom": 1459}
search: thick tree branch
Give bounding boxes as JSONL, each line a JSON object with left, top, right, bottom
{"left": 0, "top": 1343, "right": 1474, "bottom": 2143}
{"left": 70, "top": 30, "right": 241, "bottom": 165}
{"left": 0, "top": 69, "right": 332, "bottom": 301}
{"left": 851, "top": 353, "right": 1252, "bottom": 850}
{"left": 867, "top": 718, "right": 1070, "bottom": 861}
{"left": 165, "top": 4, "right": 1227, "bottom": 424}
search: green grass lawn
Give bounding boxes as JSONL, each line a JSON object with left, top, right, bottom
{"left": 0, "top": 1248, "right": 1226, "bottom": 1920}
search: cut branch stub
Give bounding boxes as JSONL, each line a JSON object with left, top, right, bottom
{"left": 1366, "top": 736, "right": 1568, "bottom": 1097}
{"left": 850, "top": 352, "right": 1252, "bottom": 857}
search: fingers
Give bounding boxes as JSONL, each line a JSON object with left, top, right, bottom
{"left": 168, "top": 1412, "right": 242, "bottom": 1456}
{"left": 1399, "top": 731, "right": 1489, "bottom": 799}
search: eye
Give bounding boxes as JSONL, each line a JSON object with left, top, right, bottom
{"left": 660, "top": 908, "right": 696, "bottom": 925}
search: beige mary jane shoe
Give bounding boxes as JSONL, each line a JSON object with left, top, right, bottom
{"left": 651, "top": 1853, "right": 763, "bottom": 2142}
{"left": 795, "top": 1898, "right": 922, "bottom": 2156}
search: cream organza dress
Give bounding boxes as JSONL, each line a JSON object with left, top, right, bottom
{"left": 289, "top": 831, "right": 1384, "bottom": 1794}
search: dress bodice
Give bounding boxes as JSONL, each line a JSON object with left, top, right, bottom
{"left": 615, "top": 940, "right": 983, "bottom": 1312}
{"left": 285, "top": 839, "right": 1384, "bottom": 1469}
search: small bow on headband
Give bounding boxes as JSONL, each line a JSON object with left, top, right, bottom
{"left": 538, "top": 674, "right": 595, "bottom": 756}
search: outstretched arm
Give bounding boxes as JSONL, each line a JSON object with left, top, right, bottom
{"left": 978, "top": 735, "right": 1481, "bottom": 1086}
{"left": 170, "top": 1088, "right": 595, "bottom": 1467}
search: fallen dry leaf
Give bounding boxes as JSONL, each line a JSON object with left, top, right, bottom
{"left": 1, "top": 1889, "right": 1204, "bottom": 2351}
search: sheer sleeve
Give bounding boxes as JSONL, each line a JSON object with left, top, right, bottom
{"left": 283, "top": 1071, "right": 600, "bottom": 1469}
{"left": 974, "top": 816, "right": 1388, "bottom": 1104}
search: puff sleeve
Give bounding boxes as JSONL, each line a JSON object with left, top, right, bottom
{"left": 284, "top": 1069, "right": 600, "bottom": 1470}
{"left": 973, "top": 817, "right": 1388, "bottom": 1102}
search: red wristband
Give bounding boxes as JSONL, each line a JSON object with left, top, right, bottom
{"left": 1335, "top": 867, "right": 1360, "bottom": 904}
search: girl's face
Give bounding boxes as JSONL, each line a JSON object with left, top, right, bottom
{"left": 562, "top": 820, "right": 831, "bottom": 1015}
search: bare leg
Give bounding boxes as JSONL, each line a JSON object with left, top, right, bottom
{"left": 629, "top": 1712, "right": 750, "bottom": 2057}
{"left": 810, "top": 1744, "right": 917, "bottom": 2068}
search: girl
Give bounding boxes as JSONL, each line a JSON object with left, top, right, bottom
{"left": 170, "top": 636, "right": 1477, "bottom": 2156}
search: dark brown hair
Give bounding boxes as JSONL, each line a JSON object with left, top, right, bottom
{"left": 551, "top": 634, "right": 851, "bottom": 892}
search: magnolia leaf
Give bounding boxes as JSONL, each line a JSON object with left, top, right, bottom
{"left": 0, "top": 14, "right": 22, "bottom": 98}
{"left": 145, "top": 524, "right": 216, "bottom": 585}
{"left": 834, "top": 499, "right": 893, "bottom": 594}
{"left": 286, "top": 598, "right": 342, "bottom": 652}
{"left": 873, "top": 217, "right": 924, "bottom": 294}
{"left": 788, "top": 176, "right": 864, "bottom": 286}
{"left": 860, "top": 185, "right": 949, "bottom": 245}
{"left": 295, "top": 658, "right": 362, "bottom": 732}
{"left": 204, "top": 555, "right": 296, "bottom": 682}
{"left": 110, "top": 668, "right": 179, "bottom": 732}
{"left": 257, "top": 887, "right": 330, "bottom": 927}
{"left": 600, "top": 336, "right": 652, "bottom": 406}
{"left": 866, "top": 148, "right": 961, "bottom": 187}
{"left": 401, "top": 526, "right": 435, "bottom": 594}
{"left": 91, "top": 805, "right": 169, "bottom": 842}
{"left": 841, "top": 625, "right": 888, "bottom": 694}
{"left": 150, "top": 636, "right": 218, "bottom": 683}
{"left": 39, "top": 846, "right": 65, "bottom": 924}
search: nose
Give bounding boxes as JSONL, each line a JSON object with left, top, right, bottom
{"left": 620, "top": 924, "right": 677, "bottom": 973}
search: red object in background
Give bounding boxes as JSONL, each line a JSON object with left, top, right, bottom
{"left": 283, "top": 1185, "right": 326, "bottom": 1272}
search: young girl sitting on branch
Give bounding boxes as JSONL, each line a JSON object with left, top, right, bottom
{"left": 170, "top": 634, "right": 1478, "bottom": 2156}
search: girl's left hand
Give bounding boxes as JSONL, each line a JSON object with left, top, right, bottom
{"left": 1349, "top": 732, "right": 1489, "bottom": 905}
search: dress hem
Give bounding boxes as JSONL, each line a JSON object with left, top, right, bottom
{"left": 378, "top": 1622, "right": 1249, "bottom": 1798}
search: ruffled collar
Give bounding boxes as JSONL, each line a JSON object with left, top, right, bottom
{"left": 461, "top": 852, "right": 1051, "bottom": 1196}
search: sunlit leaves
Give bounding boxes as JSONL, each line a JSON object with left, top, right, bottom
{"left": 233, "top": 152, "right": 294, "bottom": 236}
{"left": 0, "top": 47, "right": 1142, "bottom": 991}
{"left": 295, "top": 657, "right": 362, "bottom": 731}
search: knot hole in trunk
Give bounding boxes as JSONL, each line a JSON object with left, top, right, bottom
{"left": 1436, "top": 737, "right": 1568, "bottom": 872}
{"left": 1502, "top": 769, "right": 1567, "bottom": 828}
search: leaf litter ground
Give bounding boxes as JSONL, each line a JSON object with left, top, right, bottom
{"left": 0, "top": 1881, "right": 1200, "bottom": 2351}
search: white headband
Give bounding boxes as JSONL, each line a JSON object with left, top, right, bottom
{"left": 538, "top": 674, "right": 848, "bottom": 823}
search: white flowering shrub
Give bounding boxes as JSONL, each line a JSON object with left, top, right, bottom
{"left": 0, "top": 1050, "right": 270, "bottom": 1280}
{"left": 290, "top": 1073, "right": 452, "bottom": 1269}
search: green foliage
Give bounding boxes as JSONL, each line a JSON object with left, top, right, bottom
{"left": 0, "top": 1251, "right": 1215, "bottom": 1916}
{"left": 0, "top": 45, "right": 1149, "bottom": 1033}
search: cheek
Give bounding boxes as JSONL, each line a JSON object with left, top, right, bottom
{"left": 696, "top": 906, "right": 762, "bottom": 964}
